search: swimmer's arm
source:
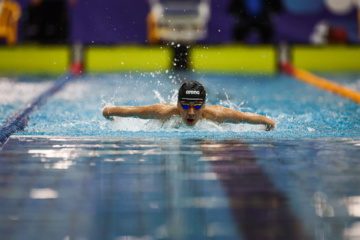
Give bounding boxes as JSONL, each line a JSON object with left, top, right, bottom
{"left": 235, "top": 111, "right": 275, "bottom": 131}
{"left": 102, "top": 104, "right": 178, "bottom": 120}
{"left": 203, "top": 106, "right": 275, "bottom": 131}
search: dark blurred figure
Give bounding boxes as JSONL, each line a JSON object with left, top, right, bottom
{"left": 228, "top": 0, "right": 283, "bottom": 44}
{"left": 23, "top": 0, "right": 76, "bottom": 44}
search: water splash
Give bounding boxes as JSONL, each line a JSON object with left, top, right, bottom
{"left": 2, "top": 73, "right": 359, "bottom": 139}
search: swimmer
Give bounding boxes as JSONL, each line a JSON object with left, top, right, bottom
{"left": 102, "top": 80, "right": 275, "bottom": 131}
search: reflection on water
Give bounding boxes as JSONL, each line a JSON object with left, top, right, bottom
{"left": 30, "top": 188, "right": 59, "bottom": 199}
{"left": 200, "top": 140, "right": 311, "bottom": 240}
{"left": 1, "top": 136, "right": 360, "bottom": 240}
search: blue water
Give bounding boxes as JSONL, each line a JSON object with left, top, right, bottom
{"left": 1, "top": 136, "right": 360, "bottom": 240}
{"left": 1, "top": 72, "right": 360, "bottom": 240}
{"left": 2, "top": 72, "right": 360, "bottom": 139}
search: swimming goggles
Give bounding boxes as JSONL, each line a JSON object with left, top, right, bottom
{"left": 180, "top": 102, "right": 204, "bottom": 110}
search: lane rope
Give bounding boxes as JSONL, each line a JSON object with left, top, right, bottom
{"left": 281, "top": 62, "right": 360, "bottom": 104}
{"left": 0, "top": 70, "right": 80, "bottom": 150}
{"left": 0, "top": 43, "right": 84, "bottom": 150}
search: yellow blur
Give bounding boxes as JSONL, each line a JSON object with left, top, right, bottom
{"left": 86, "top": 46, "right": 171, "bottom": 73}
{"left": 192, "top": 45, "right": 276, "bottom": 74}
{"left": 0, "top": 0, "right": 21, "bottom": 45}
{"left": 293, "top": 46, "right": 360, "bottom": 71}
{"left": 0, "top": 45, "right": 360, "bottom": 75}
{"left": 0, "top": 46, "right": 69, "bottom": 74}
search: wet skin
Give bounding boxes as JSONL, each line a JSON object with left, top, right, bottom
{"left": 177, "top": 101, "right": 204, "bottom": 127}
{"left": 102, "top": 102, "right": 275, "bottom": 130}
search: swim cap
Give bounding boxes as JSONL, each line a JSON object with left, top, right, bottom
{"left": 178, "top": 80, "right": 206, "bottom": 102}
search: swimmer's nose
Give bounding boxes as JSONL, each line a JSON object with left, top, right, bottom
{"left": 188, "top": 107, "right": 195, "bottom": 116}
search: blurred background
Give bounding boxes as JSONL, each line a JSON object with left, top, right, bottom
{"left": 0, "top": 0, "right": 359, "bottom": 74}
{"left": 1, "top": 3, "right": 360, "bottom": 240}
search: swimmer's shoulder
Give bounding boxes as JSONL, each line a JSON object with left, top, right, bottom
{"left": 153, "top": 103, "right": 177, "bottom": 110}
{"left": 203, "top": 105, "right": 229, "bottom": 114}
{"left": 151, "top": 103, "right": 179, "bottom": 119}
{"left": 202, "top": 105, "right": 224, "bottom": 120}
{"left": 204, "top": 105, "right": 226, "bottom": 110}
{"left": 202, "top": 105, "right": 239, "bottom": 122}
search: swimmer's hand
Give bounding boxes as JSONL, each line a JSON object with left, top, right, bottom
{"left": 104, "top": 115, "right": 114, "bottom": 121}
{"left": 265, "top": 123, "right": 275, "bottom": 131}
{"left": 102, "top": 107, "right": 114, "bottom": 121}
{"left": 265, "top": 119, "right": 275, "bottom": 131}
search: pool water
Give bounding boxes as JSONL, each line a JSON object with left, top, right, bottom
{"left": 1, "top": 72, "right": 360, "bottom": 240}
{"left": 2, "top": 72, "right": 360, "bottom": 139}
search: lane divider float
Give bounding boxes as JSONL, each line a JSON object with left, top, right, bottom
{"left": 0, "top": 56, "right": 84, "bottom": 150}
{"left": 281, "top": 62, "right": 360, "bottom": 104}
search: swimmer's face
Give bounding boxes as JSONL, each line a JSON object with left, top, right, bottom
{"left": 177, "top": 101, "right": 204, "bottom": 126}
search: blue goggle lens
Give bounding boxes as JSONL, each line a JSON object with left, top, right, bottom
{"left": 180, "top": 102, "right": 203, "bottom": 110}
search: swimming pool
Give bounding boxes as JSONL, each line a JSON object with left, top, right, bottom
{"left": 2, "top": 72, "right": 360, "bottom": 138}
{"left": 1, "top": 72, "right": 360, "bottom": 240}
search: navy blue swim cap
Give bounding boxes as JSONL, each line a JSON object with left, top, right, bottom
{"left": 178, "top": 80, "right": 206, "bottom": 102}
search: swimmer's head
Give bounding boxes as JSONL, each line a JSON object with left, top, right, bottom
{"left": 177, "top": 80, "right": 206, "bottom": 126}
{"left": 178, "top": 80, "right": 206, "bottom": 103}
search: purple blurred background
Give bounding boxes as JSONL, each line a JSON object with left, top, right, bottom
{"left": 15, "top": 0, "right": 359, "bottom": 45}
